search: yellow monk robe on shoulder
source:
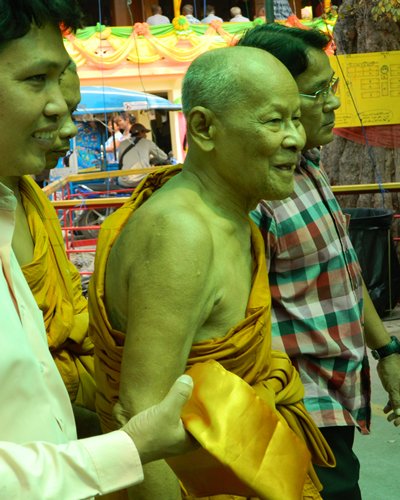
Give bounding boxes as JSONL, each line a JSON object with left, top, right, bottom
{"left": 89, "top": 166, "right": 335, "bottom": 500}
{"left": 19, "top": 175, "right": 95, "bottom": 410}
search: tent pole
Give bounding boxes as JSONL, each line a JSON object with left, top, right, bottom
{"left": 265, "top": 0, "right": 275, "bottom": 23}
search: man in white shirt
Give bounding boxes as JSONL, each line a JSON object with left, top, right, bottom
{"left": 0, "top": 1, "right": 196, "bottom": 498}
{"left": 182, "top": 4, "right": 201, "bottom": 24}
{"left": 105, "top": 118, "right": 124, "bottom": 164}
{"left": 118, "top": 123, "right": 168, "bottom": 187}
{"left": 146, "top": 4, "right": 170, "bottom": 25}
{"left": 201, "top": 5, "right": 223, "bottom": 23}
{"left": 229, "top": 6, "right": 250, "bottom": 22}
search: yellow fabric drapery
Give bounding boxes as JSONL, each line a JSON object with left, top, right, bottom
{"left": 89, "top": 166, "right": 334, "bottom": 499}
{"left": 63, "top": 17, "right": 336, "bottom": 69}
{"left": 174, "top": 0, "right": 182, "bottom": 18}
{"left": 19, "top": 176, "right": 95, "bottom": 410}
{"left": 64, "top": 25, "right": 234, "bottom": 68}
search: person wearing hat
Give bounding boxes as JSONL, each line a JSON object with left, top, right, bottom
{"left": 118, "top": 123, "right": 169, "bottom": 188}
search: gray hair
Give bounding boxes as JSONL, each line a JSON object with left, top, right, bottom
{"left": 230, "top": 6, "right": 241, "bottom": 17}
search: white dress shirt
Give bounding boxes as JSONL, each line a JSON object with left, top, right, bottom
{"left": 0, "top": 182, "right": 143, "bottom": 499}
{"left": 185, "top": 14, "right": 201, "bottom": 24}
{"left": 230, "top": 14, "right": 250, "bottom": 22}
{"left": 105, "top": 131, "right": 124, "bottom": 163}
{"left": 146, "top": 13, "right": 170, "bottom": 25}
{"left": 201, "top": 13, "right": 223, "bottom": 23}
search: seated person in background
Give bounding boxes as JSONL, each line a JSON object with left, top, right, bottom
{"left": 105, "top": 118, "right": 124, "bottom": 164}
{"left": 146, "top": 4, "right": 170, "bottom": 25}
{"left": 255, "top": 6, "right": 266, "bottom": 21}
{"left": 2, "top": 63, "right": 98, "bottom": 436}
{"left": 117, "top": 122, "right": 168, "bottom": 188}
{"left": 116, "top": 112, "right": 136, "bottom": 139}
{"left": 273, "top": 0, "right": 293, "bottom": 20}
{"left": 201, "top": 4, "right": 223, "bottom": 23}
{"left": 89, "top": 46, "right": 334, "bottom": 500}
{"left": 0, "top": 0, "right": 196, "bottom": 497}
{"left": 255, "top": 3, "right": 293, "bottom": 22}
{"left": 182, "top": 3, "right": 201, "bottom": 24}
{"left": 229, "top": 6, "right": 250, "bottom": 22}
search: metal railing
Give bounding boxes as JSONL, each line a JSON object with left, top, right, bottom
{"left": 46, "top": 171, "right": 400, "bottom": 274}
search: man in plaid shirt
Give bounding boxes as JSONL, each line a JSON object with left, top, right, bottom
{"left": 274, "top": 0, "right": 293, "bottom": 20}
{"left": 240, "top": 24, "right": 400, "bottom": 499}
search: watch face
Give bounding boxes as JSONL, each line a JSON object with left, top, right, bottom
{"left": 371, "top": 350, "right": 380, "bottom": 360}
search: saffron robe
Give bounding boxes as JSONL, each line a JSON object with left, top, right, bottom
{"left": 89, "top": 166, "right": 334, "bottom": 499}
{"left": 19, "top": 175, "right": 95, "bottom": 410}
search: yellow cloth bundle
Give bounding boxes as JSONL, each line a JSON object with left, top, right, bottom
{"left": 19, "top": 175, "right": 95, "bottom": 409}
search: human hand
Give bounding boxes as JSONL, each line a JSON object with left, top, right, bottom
{"left": 377, "top": 354, "right": 400, "bottom": 426}
{"left": 118, "top": 375, "right": 199, "bottom": 464}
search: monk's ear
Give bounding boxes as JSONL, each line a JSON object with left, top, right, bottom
{"left": 186, "top": 106, "right": 216, "bottom": 152}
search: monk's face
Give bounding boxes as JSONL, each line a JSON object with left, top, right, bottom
{"left": 45, "top": 67, "right": 81, "bottom": 169}
{"left": 214, "top": 54, "right": 306, "bottom": 202}
{"left": 0, "top": 23, "right": 70, "bottom": 177}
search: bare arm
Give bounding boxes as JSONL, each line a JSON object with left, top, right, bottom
{"left": 363, "top": 282, "right": 400, "bottom": 426}
{"left": 118, "top": 210, "right": 214, "bottom": 499}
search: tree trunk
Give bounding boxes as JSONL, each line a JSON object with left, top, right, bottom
{"left": 320, "top": 0, "right": 400, "bottom": 218}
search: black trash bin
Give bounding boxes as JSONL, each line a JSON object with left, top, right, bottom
{"left": 344, "top": 208, "right": 400, "bottom": 317}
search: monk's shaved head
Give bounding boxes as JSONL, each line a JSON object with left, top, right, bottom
{"left": 181, "top": 46, "right": 291, "bottom": 117}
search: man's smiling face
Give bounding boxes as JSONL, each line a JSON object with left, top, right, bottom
{"left": 0, "top": 23, "right": 70, "bottom": 177}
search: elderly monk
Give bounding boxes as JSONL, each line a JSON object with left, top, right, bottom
{"left": 89, "top": 46, "right": 335, "bottom": 500}
{"left": 1, "top": 65, "right": 97, "bottom": 419}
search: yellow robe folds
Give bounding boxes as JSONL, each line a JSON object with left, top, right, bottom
{"left": 19, "top": 175, "right": 95, "bottom": 410}
{"left": 89, "top": 166, "right": 334, "bottom": 499}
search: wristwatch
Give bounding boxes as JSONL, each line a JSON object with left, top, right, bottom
{"left": 371, "top": 336, "right": 400, "bottom": 360}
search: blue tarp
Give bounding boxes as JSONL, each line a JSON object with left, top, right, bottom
{"left": 74, "top": 86, "right": 181, "bottom": 115}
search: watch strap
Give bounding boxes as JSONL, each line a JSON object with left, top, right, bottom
{"left": 371, "top": 336, "right": 400, "bottom": 360}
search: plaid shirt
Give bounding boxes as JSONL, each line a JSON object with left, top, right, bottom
{"left": 251, "top": 152, "right": 371, "bottom": 433}
{"left": 274, "top": 0, "right": 293, "bottom": 19}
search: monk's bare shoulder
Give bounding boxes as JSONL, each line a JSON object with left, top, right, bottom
{"left": 107, "top": 181, "right": 218, "bottom": 338}
{"left": 114, "top": 182, "right": 215, "bottom": 273}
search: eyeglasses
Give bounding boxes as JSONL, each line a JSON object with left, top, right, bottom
{"left": 299, "top": 77, "right": 340, "bottom": 104}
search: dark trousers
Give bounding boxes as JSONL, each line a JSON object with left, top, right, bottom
{"left": 314, "top": 426, "right": 362, "bottom": 500}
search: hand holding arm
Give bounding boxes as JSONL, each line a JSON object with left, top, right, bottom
{"left": 117, "top": 374, "right": 198, "bottom": 463}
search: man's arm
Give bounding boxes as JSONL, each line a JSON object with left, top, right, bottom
{"left": 0, "top": 376, "right": 194, "bottom": 499}
{"left": 363, "top": 283, "right": 400, "bottom": 426}
{"left": 117, "top": 210, "right": 214, "bottom": 499}
{"left": 0, "top": 431, "right": 143, "bottom": 500}
{"left": 149, "top": 142, "right": 168, "bottom": 163}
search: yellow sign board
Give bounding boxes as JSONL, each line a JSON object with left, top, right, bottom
{"left": 330, "top": 51, "right": 400, "bottom": 128}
